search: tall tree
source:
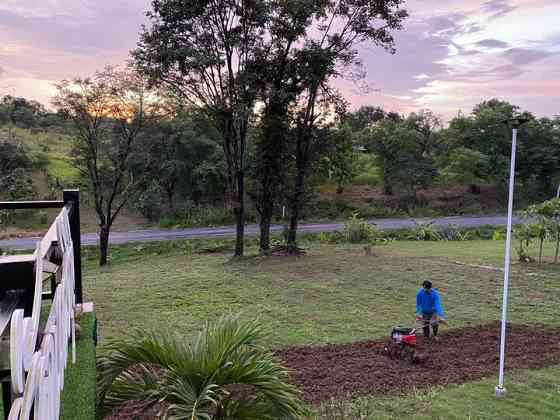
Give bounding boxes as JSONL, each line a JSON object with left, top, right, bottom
{"left": 133, "top": 0, "right": 267, "bottom": 257}
{"left": 366, "top": 117, "right": 437, "bottom": 198}
{"left": 53, "top": 67, "right": 154, "bottom": 265}
{"left": 284, "top": 1, "right": 408, "bottom": 252}
{"left": 252, "top": 0, "right": 321, "bottom": 255}
{"left": 450, "top": 99, "right": 534, "bottom": 184}
{"left": 519, "top": 117, "right": 560, "bottom": 198}
{"left": 251, "top": 1, "right": 406, "bottom": 254}
{"left": 344, "top": 105, "right": 386, "bottom": 132}
{"left": 132, "top": 111, "right": 226, "bottom": 218}
{"left": 403, "top": 109, "right": 443, "bottom": 156}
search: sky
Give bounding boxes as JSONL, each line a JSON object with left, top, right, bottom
{"left": 1, "top": 0, "right": 559, "bottom": 120}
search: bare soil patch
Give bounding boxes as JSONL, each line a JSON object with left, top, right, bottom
{"left": 321, "top": 184, "right": 501, "bottom": 213}
{"left": 278, "top": 322, "right": 560, "bottom": 404}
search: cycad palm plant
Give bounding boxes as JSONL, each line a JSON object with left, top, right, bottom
{"left": 97, "top": 315, "right": 306, "bottom": 419}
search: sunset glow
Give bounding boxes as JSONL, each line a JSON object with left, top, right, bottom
{"left": 1, "top": 0, "right": 559, "bottom": 120}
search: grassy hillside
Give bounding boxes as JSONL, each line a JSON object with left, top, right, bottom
{"left": 1, "top": 126, "right": 508, "bottom": 236}
{"left": 4, "top": 126, "right": 80, "bottom": 190}
{"left": 0, "top": 127, "right": 146, "bottom": 235}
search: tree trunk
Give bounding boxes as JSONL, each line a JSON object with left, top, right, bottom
{"left": 99, "top": 223, "right": 111, "bottom": 266}
{"left": 383, "top": 176, "right": 393, "bottom": 195}
{"left": 257, "top": 95, "right": 287, "bottom": 254}
{"left": 555, "top": 231, "right": 559, "bottom": 264}
{"left": 539, "top": 237, "right": 544, "bottom": 264}
{"left": 233, "top": 170, "right": 245, "bottom": 257}
{"left": 469, "top": 184, "right": 481, "bottom": 194}
{"left": 287, "top": 163, "right": 306, "bottom": 254}
{"left": 259, "top": 212, "right": 272, "bottom": 255}
{"left": 167, "top": 189, "right": 174, "bottom": 212}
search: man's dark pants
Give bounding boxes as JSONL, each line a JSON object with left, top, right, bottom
{"left": 422, "top": 313, "right": 438, "bottom": 338}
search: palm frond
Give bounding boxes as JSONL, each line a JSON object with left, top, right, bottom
{"left": 97, "top": 314, "right": 306, "bottom": 419}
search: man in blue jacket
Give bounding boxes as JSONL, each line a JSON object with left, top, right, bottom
{"left": 416, "top": 280, "right": 446, "bottom": 340}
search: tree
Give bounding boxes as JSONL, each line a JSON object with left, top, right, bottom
{"left": 132, "top": 110, "right": 226, "bottom": 217}
{"left": 519, "top": 117, "right": 560, "bottom": 199}
{"left": 319, "top": 124, "right": 356, "bottom": 194}
{"left": 527, "top": 198, "right": 560, "bottom": 263}
{"left": 52, "top": 67, "right": 155, "bottom": 265}
{"left": 440, "top": 147, "right": 490, "bottom": 193}
{"left": 344, "top": 105, "right": 386, "bottom": 132}
{"left": 403, "top": 109, "right": 443, "bottom": 156}
{"left": 0, "top": 95, "right": 46, "bottom": 129}
{"left": 449, "top": 99, "right": 534, "bottom": 185}
{"left": 366, "top": 117, "right": 438, "bottom": 199}
{"left": 445, "top": 100, "right": 560, "bottom": 201}
{"left": 250, "top": 1, "right": 316, "bottom": 255}
{"left": 133, "top": 0, "right": 267, "bottom": 257}
{"left": 284, "top": 0, "right": 408, "bottom": 253}
{"left": 97, "top": 315, "right": 305, "bottom": 419}
{"left": 0, "top": 136, "right": 34, "bottom": 201}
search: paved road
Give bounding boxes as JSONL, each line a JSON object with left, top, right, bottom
{"left": 0, "top": 215, "right": 522, "bottom": 250}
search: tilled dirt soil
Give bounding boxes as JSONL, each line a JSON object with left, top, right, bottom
{"left": 278, "top": 322, "right": 560, "bottom": 404}
{"left": 105, "top": 323, "right": 560, "bottom": 418}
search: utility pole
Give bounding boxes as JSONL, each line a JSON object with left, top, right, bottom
{"left": 495, "top": 117, "right": 529, "bottom": 398}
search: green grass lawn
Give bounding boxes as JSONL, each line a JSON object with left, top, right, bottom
{"left": 86, "top": 240, "right": 560, "bottom": 346}
{"left": 0, "top": 313, "right": 96, "bottom": 420}
{"left": 61, "top": 313, "right": 96, "bottom": 420}
{"left": 84, "top": 240, "right": 560, "bottom": 418}
{"left": 316, "top": 365, "right": 560, "bottom": 419}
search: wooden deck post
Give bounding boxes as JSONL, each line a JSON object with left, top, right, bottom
{"left": 63, "top": 189, "right": 83, "bottom": 304}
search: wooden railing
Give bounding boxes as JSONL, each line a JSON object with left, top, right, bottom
{"left": 0, "top": 190, "right": 83, "bottom": 419}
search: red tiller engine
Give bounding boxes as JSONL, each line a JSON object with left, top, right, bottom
{"left": 391, "top": 326, "right": 417, "bottom": 346}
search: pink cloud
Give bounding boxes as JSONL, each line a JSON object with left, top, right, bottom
{"left": 0, "top": 0, "right": 558, "bottom": 121}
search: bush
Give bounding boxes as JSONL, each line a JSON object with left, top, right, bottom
{"left": 161, "top": 206, "right": 251, "bottom": 228}
{"left": 406, "top": 221, "right": 442, "bottom": 241}
{"left": 310, "top": 198, "right": 357, "bottom": 220}
{"left": 160, "top": 206, "right": 257, "bottom": 228}
{"left": 492, "top": 230, "right": 506, "bottom": 241}
{"left": 343, "top": 212, "right": 378, "bottom": 243}
{"left": 439, "top": 225, "right": 471, "bottom": 241}
{"left": 97, "top": 315, "right": 306, "bottom": 419}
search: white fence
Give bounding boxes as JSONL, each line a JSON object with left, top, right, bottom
{"left": 7, "top": 208, "right": 76, "bottom": 419}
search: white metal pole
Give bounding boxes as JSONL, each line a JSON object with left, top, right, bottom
{"left": 556, "top": 184, "right": 560, "bottom": 199}
{"left": 496, "top": 127, "right": 518, "bottom": 397}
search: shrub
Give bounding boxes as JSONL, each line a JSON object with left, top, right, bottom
{"left": 97, "top": 315, "right": 306, "bottom": 419}
{"left": 343, "top": 212, "right": 378, "bottom": 243}
{"left": 406, "top": 221, "right": 442, "bottom": 241}
{"left": 492, "top": 229, "right": 506, "bottom": 241}
{"left": 161, "top": 206, "right": 259, "bottom": 228}
{"left": 438, "top": 225, "right": 470, "bottom": 241}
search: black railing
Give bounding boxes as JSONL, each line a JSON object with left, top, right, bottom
{"left": 0, "top": 189, "right": 82, "bottom": 304}
{"left": 0, "top": 200, "right": 65, "bottom": 210}
{"left": 0, "top": 189, "right": 83, "bottom": 419}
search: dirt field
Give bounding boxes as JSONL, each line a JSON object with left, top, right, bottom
{"left": 278, "top": 322, "right": 560, "bottom": 404}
